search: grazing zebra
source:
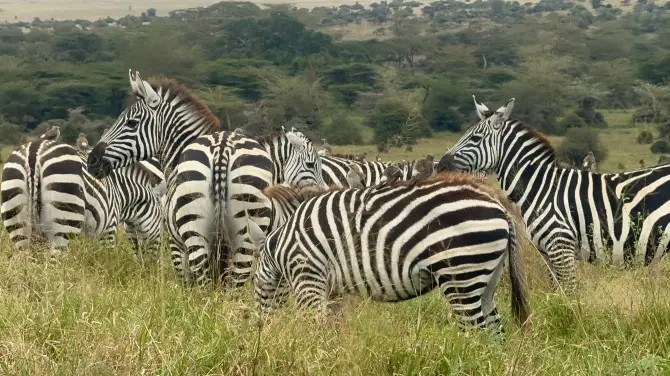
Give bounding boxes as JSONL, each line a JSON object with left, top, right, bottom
{"left": 87, "top": 70, "right": 326, "bottom": 287}
{"left": 438, "top": 96, "right": 670, "bottom": 290}
{"left": 1, "top": 140, "right": 164, "bottom": 255}
{"left": 249, "top": 174, "right": 531, "bottom": 336}
{"left": 322, "top": 154, "right": 487, "bottom": 188}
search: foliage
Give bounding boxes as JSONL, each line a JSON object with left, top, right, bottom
{"left": 650, "top": 140, "right": 670, "bottom": 154}
{"left": 320, "top": 112, "right": 365, "bottom": 145}
{"left": 0, "top": 121, "right": 23, "bottom": 145}
{"left": 637, "top": 130, "right": 654, "bottom": 144}
{"left": 556, "top": 128, "right": 608, "bottom": 166}
{"left": 558, "top": 113, "right": 587, "bottom": 133}
{"left": 0, "top": 0, "right": 667, "bottom": 149}
{"left": 366, "top": 97, "right": 429, "bottom": 148}
{"left": 217, "top": 13, "right": 332, "bottom": 65}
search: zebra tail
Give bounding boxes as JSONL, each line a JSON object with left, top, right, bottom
{"left": 212, "top": 155, "right": 229, "bottom": 282}
{"left": 507, "top": 213, "right": 531, "bottom": 332}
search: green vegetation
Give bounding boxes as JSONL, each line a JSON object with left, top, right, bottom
{"left": 0, "top": 229, "right": 669, "bottom": 374}
{"left": 0, "top": 0, "right": 669, "bottom": 151}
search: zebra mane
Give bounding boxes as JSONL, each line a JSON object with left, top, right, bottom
{"left": 146, "top": 77, "right": 221, "bottom": 133}
{"left": 264, "top": 184, "right": 334, "bottom": 204}
{"left": 514, "top": 121, "right": 556, "bottom": 160}
{"left": 255, "top": 131, "right": 285, "bottom": 145}
{"left": 329, "top": 153, "right": 358, "bottom": 160}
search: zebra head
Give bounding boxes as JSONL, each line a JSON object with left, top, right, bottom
{"left": 437, "top": 96, "right": 515, "bottom": 174}
{"left": 281, "top": 127, "right": 328, "bottom": 188}
{"left": 88, "top": 70, "right": 164, "bottom": 179}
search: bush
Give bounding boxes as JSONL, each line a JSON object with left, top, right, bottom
{"left": 425, "top": 107, "right": 464, "bottom": 132}
{"left": 556, "top": 128, "right": 608, "bottom": 167}
{"left": 558, "top": 113, "right": 587, "bottom": 132}
{"left": 636, "top": 130, "right": 654, "bottom": 144}
{"left": 320, "top": 113, "right": 365, "bottom": 145}
{"left": 650, "top": 140, "right": 670, "bottom": 154}
{"left": 0, "top": 122, "right": 24, "bottom": 146}
{"left": 366, "top": 97, "right": 429, "bottom": 147}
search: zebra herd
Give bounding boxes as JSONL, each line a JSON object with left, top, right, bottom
{"left": 2, "top": 70, "right": 670, "bottom": 339}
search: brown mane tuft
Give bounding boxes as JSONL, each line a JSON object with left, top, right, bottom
{"left": 147, "top": 77, "right": 220, "bottom": 133}
{"left": 263, "top": 184, "right": 335, "bottom": 203}
{"left": 513, "top": 121, "right": 556, "bottom": 159}
{"left": 328, "top": 153, "right": 358, "bottom": 160}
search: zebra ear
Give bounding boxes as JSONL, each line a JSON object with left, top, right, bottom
{"left": 129, "top": 69, "right": 140, "bottom": 95}
{"left": 500, "top": 98, "right": 515, "bottom": 120}
{"left": 133, "top": 71, "right": 146, "bottom": 98}
{"left": 473, "top": 95, "right": 490, "bottom": 120}
{"left": 285, "top": 131, "right": 306, "bottom": 151}
{"left": 490, "top": 98, "right": 514, "bottom": 129}
{"left": 140, "top": 80, "right": 161, "bottom": 108}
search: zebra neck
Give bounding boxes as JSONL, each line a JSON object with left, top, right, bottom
{"left": 495, "top": 126, "right": 557, "bottom": 204}
{"left": 159, "top": 114, "right": 215, "bottom": 174}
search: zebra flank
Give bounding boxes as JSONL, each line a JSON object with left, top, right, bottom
{"left": 442, "top": 96, "right": 670, "bottom": 289}
{"left": 253, "top": 173, "right": 531, "bottom": 335}
{"left": 1, "top": 140, "right": 164, "bottom": 255}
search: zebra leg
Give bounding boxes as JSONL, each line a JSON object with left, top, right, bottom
{"left": 435, "top": 273, "right": 498, "bottom": 336}
{"left": 479, "top": 252, "right": 507, "bottom": 336}
{"left": 545, "top": 245, "right": 577, "bottom": 291}
{"left": 293, "top": 269, "right": 331, "bottom": 316}
{"left": 253, "top": 260, "right": 291, "bottom": 313}
{"left": 124, "top": 220, "right": 161, "bottom": 257}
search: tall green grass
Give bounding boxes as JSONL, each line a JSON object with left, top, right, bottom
{"left": 0, "top": 229, "right": 669, "bottom": 375}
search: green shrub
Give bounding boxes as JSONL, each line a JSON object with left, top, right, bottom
{"left": 556, "top": 128, "right": 608, "bottom": 167}
{"left": 650, "top": 140, "right": 670, "bottom": 154}
{"left": 636, "top": 130, "right": 654, "bottom": 144}
{"left": 320, "top": 113, "right": 364, "bottom": 145}
{"left": 558, "top": 113, "right": 587, "bottom": 132}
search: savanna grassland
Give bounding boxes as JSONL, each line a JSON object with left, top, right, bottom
{"left": 2, "top": 124, "right": 670, "bottom": 375}
{"left": 2, "top": 0, "right": 670, "bottom": 374}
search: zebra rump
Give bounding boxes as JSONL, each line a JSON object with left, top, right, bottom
{"left": 250, "top": 173, "right": 531, "bottom": 335}
{"left": 2, "top": 140, "right": 165, "bottom": 255}
{"left": 2, "top": 140, "right": 86, "bottom": 253}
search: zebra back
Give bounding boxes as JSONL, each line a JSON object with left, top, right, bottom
{"left": 321, "top": 156, "right": 388, "bottom": 187}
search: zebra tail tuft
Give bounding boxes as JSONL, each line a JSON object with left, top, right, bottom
{"left": 507, "top": 214, "right": 531, "bottom": 332}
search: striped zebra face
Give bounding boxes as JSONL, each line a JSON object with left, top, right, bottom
{"left": 88, "top": 70, "right": 163, "bottom": 179}
{"left": 283, "top": 130, "right": 328, "bottom": 188}
{"left": 438, "top": 96, "right": 515, "bottom": 174}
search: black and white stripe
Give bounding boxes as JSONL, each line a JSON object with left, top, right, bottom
{"left": 87, "top": 71, "right": 326, "bottom": 287}
{"left": 2, "top": 140, "right": 164, "bottom": 255}
{"left": 322, "top": 155, "right": 487, "bottom": 188}
{"left": 440, "top": 96, "right": 670, "bottom": 289}
{"left": 250, "top": 176, "right": 530, "bottom": 336}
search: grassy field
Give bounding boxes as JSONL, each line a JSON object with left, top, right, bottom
{"left": 1, "top": 123, "right": 670, "bottom": 374}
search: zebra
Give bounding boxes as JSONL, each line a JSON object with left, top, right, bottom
{"left": 87, "top": 70, "right": 326, "bottom": 287}
{"left": 438, "top": 96, "right": 670, "bottom": 290}
{"left": 1, "top": 140, "right": 165, "bottom": 256}
{"left": 322, "top": 154, "right": 487, "bottom": 188}
{"left": 249, "top": 174, "right": 531, "bottom": 336}
{"left": 321, "top": 154, "right": 389, "bottom": 187}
